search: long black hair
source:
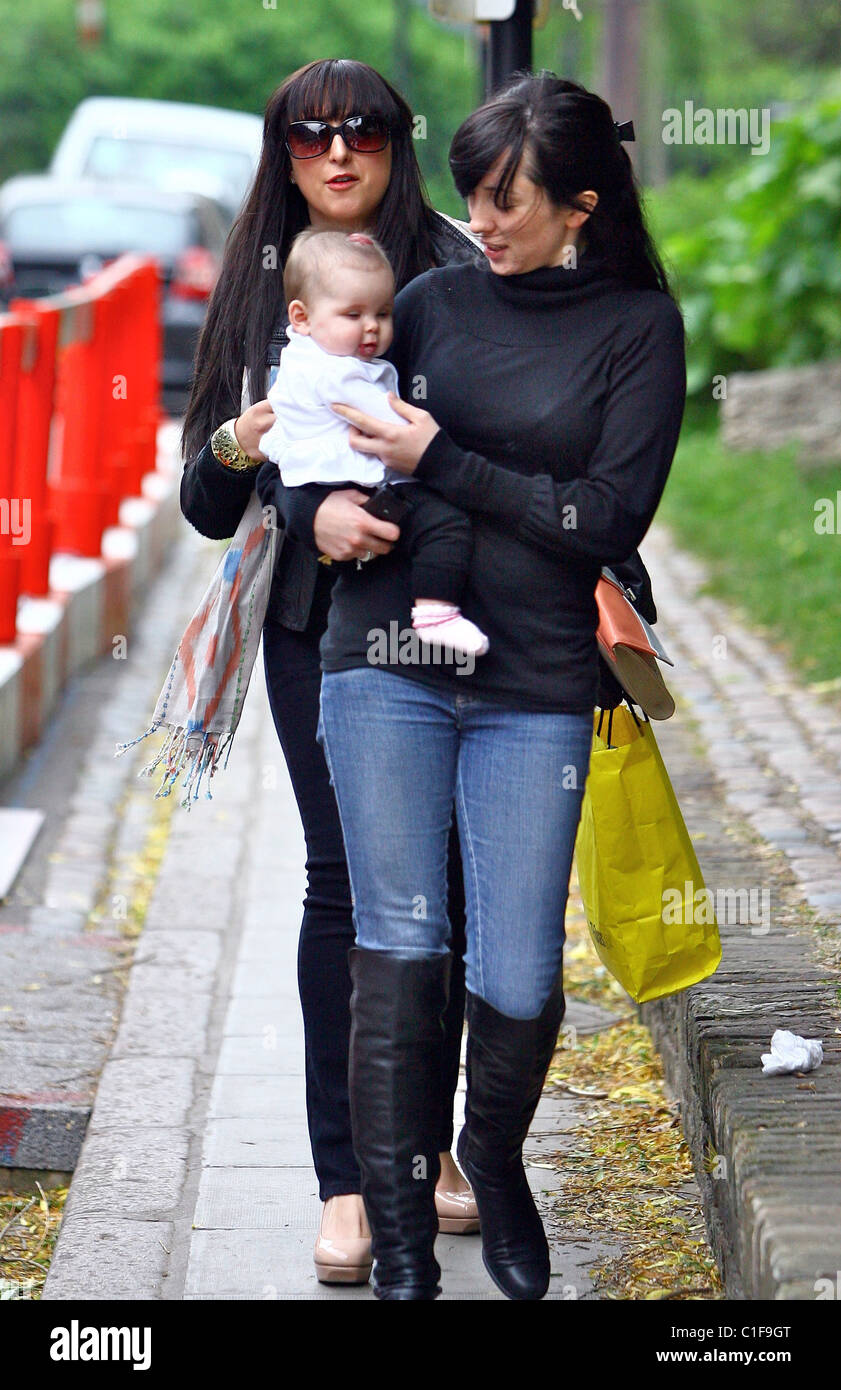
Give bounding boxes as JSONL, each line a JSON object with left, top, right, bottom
{"left": 182, "top": 59, "right": 438, "bottom": 462}
{"left": 449, "top": 72, "right": 673, "bottom": 297}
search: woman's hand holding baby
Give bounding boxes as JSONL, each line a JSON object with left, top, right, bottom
{"left": 313, "top": 489, "right": 401, "bottom": 563}
{"left": 330, "top": 393, "right": 440, "bottom": 475}
{"left": 234, "top": 400, "right": 277, "bottom": 461}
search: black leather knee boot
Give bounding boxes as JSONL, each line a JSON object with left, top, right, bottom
{"left": 457, "top": 979, "right": 565, "bottom": 1301}
{"left": 348, "top": 946, "right": 452, "bottom": 1301}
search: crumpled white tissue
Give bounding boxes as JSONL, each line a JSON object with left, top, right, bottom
{"left": 761, "top": 1029, "right": 823, "bottom": 1076}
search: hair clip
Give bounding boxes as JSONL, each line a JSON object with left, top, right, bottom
{"left": 614, "top": 119, "right": 635, "bottom": 142}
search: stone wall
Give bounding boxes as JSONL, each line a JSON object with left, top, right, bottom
{"left": 720, "top": 360, "right": 841, "bottom": 468}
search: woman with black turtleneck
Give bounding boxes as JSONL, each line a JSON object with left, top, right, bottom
{"left": 276, "top": 74, "right": 686, "bottom": 1302}
{"left": 314, "top": 249, "right": 683, "bottom": 709}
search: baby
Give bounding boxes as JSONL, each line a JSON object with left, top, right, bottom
{"left": 258, "top": 228, "right": 488, "bottom": 659}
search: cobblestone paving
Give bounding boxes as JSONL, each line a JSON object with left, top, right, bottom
{"left": 640, "top": 527, "right": 841, "bottom": 1299}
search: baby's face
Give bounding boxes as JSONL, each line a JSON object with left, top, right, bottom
{"left": 301, "top": 265, "right": 395, "bottom": 360}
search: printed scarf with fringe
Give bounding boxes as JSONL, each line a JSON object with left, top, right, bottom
{"left": 116, "top": 488, "right": 276, "bottom": 808}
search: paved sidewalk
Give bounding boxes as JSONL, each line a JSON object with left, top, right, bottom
{"left": 0, "top": 477, "right": 216, "bottom": 1176}
{"left": 40, "top": 526, "right": 625, "bottom": 1302}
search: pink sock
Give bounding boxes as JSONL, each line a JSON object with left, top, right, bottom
{"left": 411, "top": 604, "right": 489, "bottom": 657}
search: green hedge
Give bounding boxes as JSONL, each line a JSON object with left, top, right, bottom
{"left": 646, "top": 76, "right": 841, "bottom": 394}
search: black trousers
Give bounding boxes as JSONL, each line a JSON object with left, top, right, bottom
{"left": 297, "top": 480, "right": 474, "bottom": 605}
{"left": 261, "top": 585, "right": 467, "bottom": 1200}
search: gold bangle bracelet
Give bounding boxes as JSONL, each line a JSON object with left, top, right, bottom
{"left": 211, "top": 418, "right": 261, "bottom": 472}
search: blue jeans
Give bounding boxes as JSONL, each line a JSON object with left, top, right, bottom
{"left": 262, "top": 612, "right": 467, "bottom": 1198}
{"left": 318, "top": 668, "right": 593, "bottom": 1019}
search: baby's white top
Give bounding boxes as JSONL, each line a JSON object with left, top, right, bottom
{"left": 258, "top": 326, "right": 407, "bottom": 488}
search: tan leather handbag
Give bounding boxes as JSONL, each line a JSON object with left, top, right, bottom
{"left": 595, "top": 568, "right": 676, "bottom": 719}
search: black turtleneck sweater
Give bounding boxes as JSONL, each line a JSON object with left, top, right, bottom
{"left": 287, "top": 252, "right": 686, "bottom": 712}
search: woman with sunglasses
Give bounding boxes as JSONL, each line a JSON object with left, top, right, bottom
{"left": 275, "top": 72, "right": 686, "bottom": 1300}
{"left": 180, "top": 58, "right": 483, "bottom": 1285}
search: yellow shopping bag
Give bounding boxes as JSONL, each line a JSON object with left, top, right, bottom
{"left": 574, "top": 704, "right": 722, "bottom": 1003}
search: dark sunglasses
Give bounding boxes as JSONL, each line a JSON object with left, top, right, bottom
{"left": 285, "top": 114, "right": 391, "bottom": 160}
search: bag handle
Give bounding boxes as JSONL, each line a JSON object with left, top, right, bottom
{"left": 626, "top": 700, "right": 649, "bottom": 729}
{"left": 595, "top": 698, "right": 649, "bottom": 748}
{"left": 595, "top": 706, "right": 613, "bottom": 745}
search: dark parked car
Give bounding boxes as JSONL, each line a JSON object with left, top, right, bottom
{"left": 0, "top": 175, "right": 229, "bottom": 413}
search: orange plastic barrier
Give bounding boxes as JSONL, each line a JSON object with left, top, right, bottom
{"left": 0, "top": 315, "right": 24, "bottom": 641}
{"left": 12, "top": 303, "right": 59, "bottom": 597}
{"left": 0, "top": 255, "right": 162, "bottom": 633}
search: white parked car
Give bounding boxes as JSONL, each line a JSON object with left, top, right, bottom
{"left": 49, "top": 97, "right": 263, "bottom": 224}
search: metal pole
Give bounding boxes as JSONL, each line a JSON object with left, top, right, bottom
{"left": 393, "top": 0, "right": 412, "bottom": 104}
{"left": 602, "top": 0, "right": 644, "bottom": 171}
{"left": 476, "top": 26, "right": 489, "bottom": 108}
{"left": 485, "top": 0, "right": 534, "bottom": 99}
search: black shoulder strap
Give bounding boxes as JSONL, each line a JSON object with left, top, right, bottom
{"left": 267, "top": 303, "right": 290, "bottom": 368}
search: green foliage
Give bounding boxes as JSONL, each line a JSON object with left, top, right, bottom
{"left": 4, "top": 1, "right": 840, "bottom": 289}
{"left": 652, "top": 0, "right": 841, "bottom": 178}
{"left": 4, "top": 1, "right": 841, "bottom": 216}
{"left": 646, "top": 77, "right": 841, "bottom": 394}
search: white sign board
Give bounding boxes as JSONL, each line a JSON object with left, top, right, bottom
{"left": 429, "top": 1, "right": 518, "bottom": 21}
